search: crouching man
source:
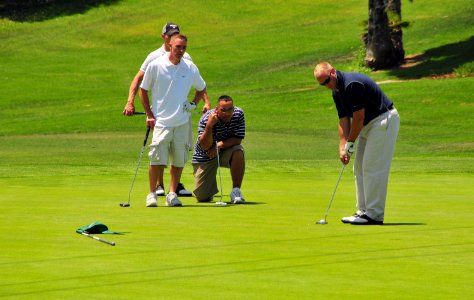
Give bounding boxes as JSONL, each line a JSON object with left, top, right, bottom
{"left": 192, "top": 95, "right": 246, "bottom": 204}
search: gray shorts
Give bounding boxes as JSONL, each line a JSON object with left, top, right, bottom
{"left": 192, "top": 144, "right": 244, "bottom": 201}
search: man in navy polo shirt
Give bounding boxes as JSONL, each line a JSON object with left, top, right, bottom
{"left": 192, "top": 95, "right": 246, "bottom": 204}
{"left": 314, "top": 62, "right": 400, "bottom": 225}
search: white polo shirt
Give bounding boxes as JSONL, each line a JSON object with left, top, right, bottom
{"left": 140, "top": 45, "right": 193, "bottom": 72}
{"left": 140, "top": 55, "right": 206, "bottom": 127}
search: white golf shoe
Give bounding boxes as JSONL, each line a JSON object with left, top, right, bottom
{"left": 341, "top": 211, "right": 365, "bottom": 223}
{"left": 146, "top": 192, "right": 158, "bottom": 207}
{"left": 176, "top": 183, "right": 193, "bottom": 197}
{"left": 351, "top": 214, "right": 383, "bottom": 225}
{"left": 230, "top": 187, "right": 245, "bottom": 204}
{"left": 166, "top": 192, "right": 182, "bottom": 207}
{"left": 155, "top": 185, "right": 165, "bottom": 197}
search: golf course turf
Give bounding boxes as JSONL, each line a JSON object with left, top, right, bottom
{"left": 0, "top": 0, "right": 473, "bottom": 299}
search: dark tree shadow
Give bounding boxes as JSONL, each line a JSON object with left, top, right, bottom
{"left": 382, "top": 223, "right": 426, "bottom": 226}
{"left": 387, "top": 35, "right": 474, "bottom": 79}
{"left": 0, "top": 0, "right": 121, "bottom": 22}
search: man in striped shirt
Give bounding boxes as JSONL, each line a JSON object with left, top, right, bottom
{"left": 192, "top": 95, "right": 246, "bottom": 204}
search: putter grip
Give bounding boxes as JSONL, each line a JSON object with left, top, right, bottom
{"left": 144, "top": 127, "right": 151, "bottom": 146}
{"left": 102, "top": 239, "right": 116, "bottom": 246}
{"left": 96, "top": 237, "right": 115, "bottom": 246}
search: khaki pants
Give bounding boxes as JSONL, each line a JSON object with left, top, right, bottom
{"left": 192, "top": 145, "right": 244, "bottom": 201}
{"left": 354, "top": 108, "right": 400, "bottom": 222}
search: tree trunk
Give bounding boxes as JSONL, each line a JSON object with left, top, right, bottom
{"left": 365, "top": 0, "right": 404, "bottom": 69}
{"left": 387, "top": 0, "right": 405, "bottom": 63}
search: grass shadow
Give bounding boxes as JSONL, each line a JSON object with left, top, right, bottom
{"left": 388, "top": 35, "right": 474, "bottom": 79}
{"left": 181, "top": 201, "right": 266, "bottom": 208}
{"left": 0, "top": 0, "right": 121, "bottom": 22}
{"left": 383, "top": 223, "right": 427, "bottom": 226}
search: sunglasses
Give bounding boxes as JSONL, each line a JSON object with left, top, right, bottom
{"left": 319, "top": 69, "right": 333, "bottom": 86}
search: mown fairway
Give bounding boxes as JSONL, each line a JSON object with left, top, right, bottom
{"left": 0, "top": 0, "right": 473, "bottom": 299}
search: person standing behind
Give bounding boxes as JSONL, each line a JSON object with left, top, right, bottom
{"left": 314, "top": 62, "right": 400, "bottom": 225}
{"left": 124, "top": 22, "right": 210, "bottom": 197}
{"left": 123, "top": 23, "right": 203, "bottom": 115}
{"left": 192, "top": 95, "right": 246, "bottom": 204}
{"left": 140, "top": 34, "right": 207, "bottom": 207}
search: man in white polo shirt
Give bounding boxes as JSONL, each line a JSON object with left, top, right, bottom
{"left": 123, "top": 22, "right": 210, "bottom": 198}
{"left": 140, "top": 34, "right": 207, "bottom": 207}
{"left": 123, "top": 23, "right": 194, "bottom": 116}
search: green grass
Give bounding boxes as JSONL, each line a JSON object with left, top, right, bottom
{"left": 0, "top": 0, "right": 473, "bottom": 299}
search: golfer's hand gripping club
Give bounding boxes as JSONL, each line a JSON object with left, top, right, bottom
{"left": 344, "top": 142, "right": 355, "bottom": 157}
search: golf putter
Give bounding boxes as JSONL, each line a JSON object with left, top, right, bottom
{"left": 316, "top": 163, "right": 346, "bottom": 224}
{"left": 216, "top": 143, "right": 223, "bottom": 201}
{"left": 120, "top": 127, "right": 151, "bottom": 207}
{"left": 80, "top": 232, "right": 115, "bottom": 246}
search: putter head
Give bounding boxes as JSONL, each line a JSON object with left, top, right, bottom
{"left": 316, "top": 219, "right": 328, "bottom": 225}
{"left": 120, "top": 203, "right": 130, "bottom": 207}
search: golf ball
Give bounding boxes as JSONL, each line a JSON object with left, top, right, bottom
{"left": 215, "top": 202, "right": 227, "bottom": 206}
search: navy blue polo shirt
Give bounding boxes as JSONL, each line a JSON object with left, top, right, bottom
{"left": 332, "top": 70, "right": 393, "bottom": 125}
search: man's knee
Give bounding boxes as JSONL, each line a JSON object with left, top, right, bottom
{"left": 230, "top": 149, "right": 245, "bottom": 165}
{"left": 194, "top": 189, "right": 214, "bottom": 202}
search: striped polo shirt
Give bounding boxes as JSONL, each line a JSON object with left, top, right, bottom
{"left": 192, "top": 107, "right": 245, "bottom": 163}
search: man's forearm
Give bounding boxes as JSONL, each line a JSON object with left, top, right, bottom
{"left": 338, "top": 117, "right": 351, "bottom": 149}
{"left": 199, "top": 124, "right": 215, "bottom": 150}
{"left": 347, "top": 109, "right": 365, "bottom": 142}
{"left": 218, "top": 137, "right": 242, "bottom": 150}
{"left": 192, "top": 88, "right": 207, "bottom": 104}
{"left": 139, "top": 88, "right": 153, "bottom": 117}
{"left": 127, "top": 71, "right": 145, "bottom": 105}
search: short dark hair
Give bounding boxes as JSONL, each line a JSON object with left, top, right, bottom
{"left": 218, "top": 95, "right": 233, "bottom": 103}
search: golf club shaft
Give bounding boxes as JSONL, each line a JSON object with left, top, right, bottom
{"left": 323, "top": 164, "right": 346, "bottom": 220}
{"left": 133, "top": 112, "right": 146, "bottom": 115}
{"left": 81, "top": 232, "right": 115, "bottom": 246}
{"left": 126, "top": 127, "right": 151, "bottom": 205}
{"left": 216, "top": 143, "right": 223, "bottom": 201}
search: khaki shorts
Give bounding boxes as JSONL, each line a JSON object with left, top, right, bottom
{"left": 192, "top": 145, "right": 244, "bottom": 202}
{"left": 149, "top": 123, "right": 189, "bottom": 167}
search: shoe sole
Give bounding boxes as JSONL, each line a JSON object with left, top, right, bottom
{"left": 166, "top": 201, "right": 182, "bottom": 207}
{"left": 341, "top": 214, "right": 363, "bottom": 224}
{"left": 351, "top": 221, "right": 383, "bottom": 225}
